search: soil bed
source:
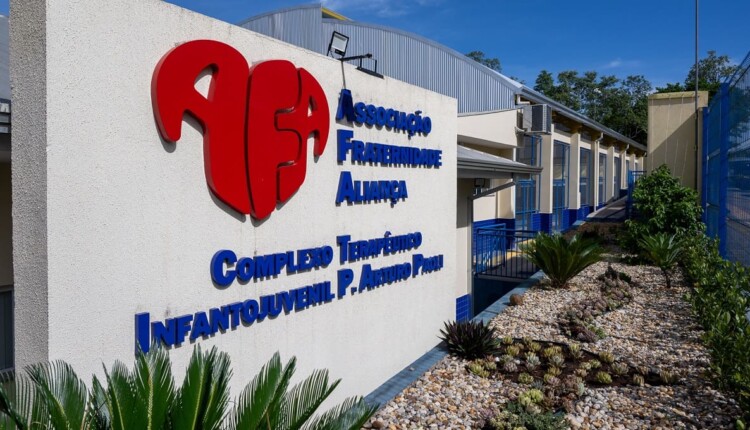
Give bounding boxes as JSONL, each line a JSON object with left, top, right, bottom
{"left": 364, "top": 225, "right": 742, "bottom": 429}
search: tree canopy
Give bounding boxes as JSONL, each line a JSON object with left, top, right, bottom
{"left": 533, "top": 70, "right": 650, "bottom": 145}
{"left": 465, "top": 51, "right": 501, "bottom": 73}
{"left": 656, "top": 50, "right": 739, "bottom": 98}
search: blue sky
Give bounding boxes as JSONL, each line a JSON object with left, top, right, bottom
{"left": 2, "top": 0, "right": 749, "bottom": 89}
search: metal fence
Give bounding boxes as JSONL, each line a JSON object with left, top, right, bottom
{"left": 626, "top": 170, "right": 646, "bottom": 218}
{"left": 474, "top": 226, "right": 538, "bottom": 279}
{"left": 703, "top": 51, "right": 750, "bottom": 266}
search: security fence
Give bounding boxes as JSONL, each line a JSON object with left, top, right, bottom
{"left": 703, "top": 51, "right": 750, "bottom": 266}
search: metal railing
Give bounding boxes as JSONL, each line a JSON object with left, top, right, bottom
{"left": 474, "top": 226, "right": 538, "bottom": 279}
{"left": 626, "top": 170, "right": 646, "bottom": 218}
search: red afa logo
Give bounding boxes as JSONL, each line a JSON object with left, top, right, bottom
{"left": 151, "top": 40, "right": 330, "bottom": 219}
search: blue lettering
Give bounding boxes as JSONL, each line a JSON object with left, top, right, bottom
{"left": 211, "top": 249, "right": 237, "bottom": 287}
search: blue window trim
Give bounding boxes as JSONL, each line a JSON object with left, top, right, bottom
{"left": 580, "top": 148, "right": 591, "bottom": 207}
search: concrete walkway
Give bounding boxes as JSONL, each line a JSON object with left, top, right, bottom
{"left": 587, "top": 196, "right": 629, "bottom": 222}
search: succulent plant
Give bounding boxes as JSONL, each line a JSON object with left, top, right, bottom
{"left": 595, "top": 371, "right": 612, "bottom": 385}
{"left": 611, "top": 362, "right": 628, "bottom": 376}
{"left": 659, "top": 370, "right": 678, "bottom": 385}
{"left": 531, "top": 380, "right": 544, "bottom": 390}
{"left": 568, "top": 343, "right": 584, "bottom": 360}
{"left": 588, "top": 359, "right": 602, "bottom": 369}
{"left": 580, "top": 361, "right": 592, "bottom": 371}
{"left": 506, "top": 345, "right": 521, "bottom": 357}
{"left": 467, "top": 361, "right": 489, "bottom": 378}
{"left": 518, "top": 388, "right": 544, "bottom": 407}
{"left": 635, "top": 365, "right": 649, "bottom": 376}
{"left": 522, "top": 336, "right": 534, "bottom": 346}
{"left": 542, "top": 346, "right": 563, "bottom": 359}
{"left": 547, "top": 366, "right": 562, "bottom": 377}
{"left": 518, "top": 372, "right": 534, "bottom": 385}
{"left": 563, "top": 375, "right": 586, "bottom": 397}
{"left": 598, "top": 351, "right": 615, "bottom": 364}
{"left": 527, "top": 341, "right": 542, "bottom": 353}
{"left": 548, "top": 354, "right": 565, "bottom": 368}
{"left": 439, "top": 320, "right": 501, "bottom": 359}
{"left": 484, "top": 359, "right": 498, "bottom": 371}
{"left": 502, "top": 335, "right": 514, "bottom": 345}
{"left": 632, "top": 374, "right": 645, "bottom": 386}
{"left": 543, "top": 374, "right": 560, "bottom": 387}
{"left": 499, "top": 354, "right": 514, "bottom": 365}
{"left": 525, "top": 354, "right": 541, "bottom": 371}
{"left": 503, "top": 360, "right": 518, "bottom": 373}
{"left": 568, "top": 343, "right": 581, "bottom": 353}
{"left": 574, "top": 368, "right": 588, "bottom": 379}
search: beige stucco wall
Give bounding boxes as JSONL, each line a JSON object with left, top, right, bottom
{"left": 647, "top": 91, "right": 709, "bottom": 189}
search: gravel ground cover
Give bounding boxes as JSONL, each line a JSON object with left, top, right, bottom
{"left": 364, "top": 252, "right": 742, "bottom": 429}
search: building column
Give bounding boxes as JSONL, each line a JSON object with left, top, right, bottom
{"left": 568, "top": 126, "right": 581, "bottom": 211}
{"left": 592, "top": 134, "right": 601, "bottom": 208}
{"left": 539, "top": 128, "right": 554, "bottom": 214}
{"left": 606, "top": 144, "right": 615, "bottom": 201}
{"left": 539, "top": 125, "right": 554, "bottom": 232}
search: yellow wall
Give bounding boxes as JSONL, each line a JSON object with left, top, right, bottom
{"left": 647, "top": 91, "right": 709, "bottom": 190}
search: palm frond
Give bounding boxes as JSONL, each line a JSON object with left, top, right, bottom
{"left": 230, "top": 352, "right": 284, "bottom": 430}
{"left": 522, "top": 233, "right": 603, "bottom": 288}
{"left": 0, "top": 377, "right": 27, "bottom": 430}
{"left": 27, "top": 360, "right": 88, "bottom": 430}
{"left": 102, "top": 361, "right": 140, "bottom": 430}
{"left": 278, "top": 369, "right": 340, "bottom": 430}
{"left": 171, "top": 345, "right": 231, "bottom": 430}
{"left": 133, "top": 346, "right": 175, "bottom": 430}
{"left": 87, "top": 376, "right": 111, "bottom": 430}
{"left": 300, "top": 396, "right": 378, "bottom": 430}
{"left": 198, "top": 348, "right": 231, "bottom": 430}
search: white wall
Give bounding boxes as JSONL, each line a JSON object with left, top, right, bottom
{"left": 12, "top": 0, "right": 458, "bottom": 404}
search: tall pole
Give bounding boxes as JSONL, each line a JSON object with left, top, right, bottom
{"left": 694, "top": 0, "right": 699, "bottom": 190}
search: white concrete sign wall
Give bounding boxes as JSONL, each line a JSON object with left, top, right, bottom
{"left": 12, "top": 0, "right": 457, "bottom": 403}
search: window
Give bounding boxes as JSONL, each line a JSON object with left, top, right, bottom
{"left": 598, "top": 153, "right": 607, "bottom": 205}
{"left": 580, "top": 148, "right": 591, "bottom": 207}
{"left": 0, "top": 289, "right": 12, "bottom": 371}
{"left": 515, "top": 136, "right": 540, "bottom": 231}
{"left": 552, "top": 141, "right": 569, "bottom": 232}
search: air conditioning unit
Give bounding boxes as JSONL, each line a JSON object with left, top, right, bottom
{"left": 521, "top": 104, "right": 552, "bottom": 134}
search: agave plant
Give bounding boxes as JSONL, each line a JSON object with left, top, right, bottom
{"left": 0, "top": 346, "right": 376, "bottom": 430}
{"left": 439, "top": 320, "right": 500, "bottom": 359}
{"left": 638, "top": 233, "right": 685, "bottom": 288}
{"left": 522, "top": 233, "right": 604, "bottom": 289}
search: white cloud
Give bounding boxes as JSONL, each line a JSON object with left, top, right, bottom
{"left": 601, "top": 58, "right": 641, "bottom": 70}
{"left": 322, "top": 0, "right": 443, "bottom": 18}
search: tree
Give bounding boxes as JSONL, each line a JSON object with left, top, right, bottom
{"left": 655, "top": 82, "right": 685, "bottom": 93}
{"left": 532, "top": 70, "right": 651, "bottom": 145}
{"left": 684, "top": 50, "right": 738, "bottom": 97}
{"left": 465, "top": 50, "right": 501, "bottom": 72}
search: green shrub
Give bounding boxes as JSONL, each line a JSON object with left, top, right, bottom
{"left": 682, "top": 232, "right": 750, "bottom": 421}
{"left": 486, "top": 400, "right": 567, "bottom": 430}
{"left": 522, "top": 233, "right": 603, "bottom": 289}
{"left": 0, "top": 346, "right": 377, "bottom": 430}
{"left": 439, "top": 320, "right": 501, "bottom": 359}
{"left": 639, "top": 233, "right": 685, "bottom": 288}
{"left": 624, "top": 164, "right": 703, "bottom": 250}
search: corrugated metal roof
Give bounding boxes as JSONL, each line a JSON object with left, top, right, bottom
{"left": 458, "top": 145, "right": 542, "bottom": 177}
{"left": 238, "top": 4, "right": 519, "bottom": 113}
